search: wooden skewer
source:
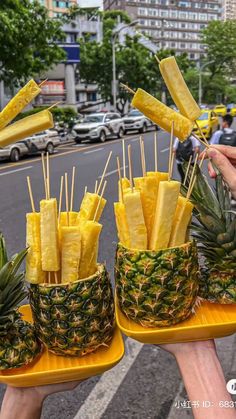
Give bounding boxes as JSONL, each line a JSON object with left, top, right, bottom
{"left": 120, "top": 83, "right": 135, "bottom": 95}
{"left": 155, "top": 55, "right": 161, "bottom": 65}
{"left": 65, "top": 172, "right": 69, "bottom": 226}
{"left": 27, "top": 176, "right": 36, "bottom": 213}
{"left": 94, "top": 180, "right": 98, "bottom": 194}
{"left": 128, "top": 144, "right": 134, "bottom": 192}
{"left": 154, "top": 131, "right": 158, "bottom": 172}
{"left": 199, "top": 151, "right": 206, "bottom": 169}
{"left": 169, "top": 151, "right": 175, "bottom": 180}
{"left": 139, "top": 136, "right": 145, "bottom": 177}
{"left": 192, "top": 132, "right": 210, "bottom": 149}
{"left": 93, "top": 181, "right": 107, "bottom": 222}
{"left": 168, "top": 122, "right": 174, "bottom": 181}
{"left": 183, "top": 155, "right": 193, "bottom": 186}
{"left": 188, "top": 175, "right": 197, "bottom": 199}
{"left": 142, "top": 140, "right": 147, "bottom": 176}
{"left": 97, "top": 151, "right": 112, "bottom": 195}
{"left": 187, "top": 153, "right": 199, "bottom": 200}
{"left": 38, "top": 79, "right": 48, "bottom": 87}
{"left": 54, "top": 271, "right": 59, "bottom": 285}
{"left": 47, "top": 101, "right": 63, "bottom": 111}
{"left": 48, "top": 271, "right": 51, "bottom": 285}
{"left": 41, "top": 153, "right": 48, "bottom": 200}
{"left": 58, "top": 175, "right": 64, "bottom": 222}
{"left": 46, "top": 152, "right": 50, "bottom": 199}
{"left": 70, "top": 166, "right": 76, "bottom": 212}
{"left": 117, "top": 156, "right": 124, "bottom": 203}
{"left": 122, "top": 139, "right": 126, "bottom": 178}
{"left": 195, "top": 121, "right": 209, "bottom": 146}
{"left": 84, "top": 186, "right": 88, "bottom": 196}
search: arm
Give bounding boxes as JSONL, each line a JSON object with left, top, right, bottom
{"left": 161, "top": 341, "right": 236, "bottom": 419}
{"left": 0, "top": 381, "right": 81, "bottom": 419}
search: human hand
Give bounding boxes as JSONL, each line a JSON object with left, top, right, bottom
{"left": 204, "top": 145, "right": 236, "bottom": 198}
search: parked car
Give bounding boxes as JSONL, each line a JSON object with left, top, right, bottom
{"left": 213, "top": 104, "right": 227, "bottom": 117}
{"left": 72, "top": 113, "right": 125, "bottom": 143}
{"left": 0, "top": 130, "right": 61, "bottom": 162}
{"left": 193, "top": 110, "right": 219, "bottom": 139}
{"left": 123, "top": 109, "right": 157, "bottom": 133}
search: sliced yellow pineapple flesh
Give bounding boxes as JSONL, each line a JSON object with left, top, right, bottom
{"left": 79, "top": 221, "right": 102, "bottom": 279}
{"left": 114, "top": 202, "right": 130, "bottom": 248}
{"left": 149, "top": 181, "right": 180, "bottom": 250}
{"left": 134, "top": 176, "right": 158, "bottom": 247}
{"left": 61, "top": 226, "right": 81, "bottom": 283}
{"left": 40, "top": 198, "right": 60, "bottom": 271}
{"left": 94, "top": 197, "right": 107, "bottom": 222}
{"left": 59, "top": 212, "right": 78, "bottom": 226}
{"left": 118, "top": 177, "right": 130, "bottom": 202}
{"left": 79, "top": 192, "right": 99, "bottom": 221}
{"left": 169, "top": 196, "right": 194, "bottom": 247}
{"left": 123, "top": 191, "right": 147, "bottom": 250}
{"left": 26, "top": 213, "right": 46, "bottom": 284}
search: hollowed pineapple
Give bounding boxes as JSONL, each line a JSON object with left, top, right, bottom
{"left": 115, "top": 242, "right": 199, "bottom": 327}
{"left": 29, "top": 264, "right": 115, "bottom": 356}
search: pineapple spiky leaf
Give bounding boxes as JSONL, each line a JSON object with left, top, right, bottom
{"left": 0, "top": 234, "right": 8, "bottom": 269}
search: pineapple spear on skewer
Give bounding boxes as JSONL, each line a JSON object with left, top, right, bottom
{"left": 114, "top": 157, "right": 130, "bottom": 248}
{"left": 118, "top": 140, "right": 130, "bottom": 201}
{"left": 60, "top": 167, "right": 78, "bottom": 226}
{"left": 147, "top": 132, "right": 168, "bottom": 186}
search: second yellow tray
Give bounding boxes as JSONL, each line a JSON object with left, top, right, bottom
{"left": 115, "top": 299, "right": 236, "bottom": 344}
{"left": 0, "top": 305, "right": 125, "bottom": 387}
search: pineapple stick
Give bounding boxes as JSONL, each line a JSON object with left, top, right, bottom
{"left": 93, "top": 181, "right": 107, "bottom": 222}
{"left": 169, "top": 196, "right": 194, "bottom": 247}
{"left": 59, "top": 167, "right": 78, "bottom": 226}
{"left": 0, "top": 80, "right": 41, "bottom": 131}
{"left": 114, "top": 158, "right": 130, "bottom": 247}
{"left": 79, "top": 221, "right": 102, "bottom": 279}
{"left": 149, "top": 125, "right": 180, "bottom": 250}
{"left": 25, "top": 177, "right": 46, "bottom": 284}
{"left": 147, "top": 133, "right": 169, "bottom": 190}
{"left": 123, "top": 145, "right": 147, "bottom": 250}
{"left": 118, "top": 140, "right": 130, "bottom": 201}
{"left": 0, "top": 110, "right": 54, "bottom": 148}
{"left": 61, "top": 226, "right": 81, "bottom": 283}
{"left": 157, "top": 56, "right": 201, "bottom": 121}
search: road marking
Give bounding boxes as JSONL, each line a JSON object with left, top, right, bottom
{"left": 73, "top": 338, "right": 143, "bottom": 419}
{"left": 0, "top": 166, "right": 33, "bottom": 176}
{"left": 84, "top": 148, "right": 104, "bottom": 155}
{"left": 98, "top": 165, "right": 128, "bottom": 178}
{"left": 131, "top": 138, "right": 139, "bottom": 142}
{"left": 161, "top": 147, "right": 170, "bottom": 153}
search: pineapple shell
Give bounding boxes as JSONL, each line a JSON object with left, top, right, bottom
{"left": 29, "top": 264, "right": 115, "bottom": 356}
{"left": 115, "top": 242, "right": 199, "bottom": 327}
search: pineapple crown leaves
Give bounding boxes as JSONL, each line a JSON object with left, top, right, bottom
{"left": 0, "top": 233, "right": 28, "bottom": 334}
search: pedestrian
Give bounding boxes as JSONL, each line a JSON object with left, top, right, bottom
{"left": 173, "top": 135, "right": 200, "bottom": 183}
{"left": 210, "top": 114, "right": 236, "bottom": 146}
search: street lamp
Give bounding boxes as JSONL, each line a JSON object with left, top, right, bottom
{"left": 112, "top": 20, "right": 138, "bottom": 111}
{"left": 198, "top": 60, "right": 214, "bottom": 106}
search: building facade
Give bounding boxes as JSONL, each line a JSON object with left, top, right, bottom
{"left": 223, "top": 0, "right": 236, "bottom": 20}
{"left": 104, "top": 0, "right": 222, "bottom": 61}
{"left": 38, "top": 0, "right": 77, "bottom": 17}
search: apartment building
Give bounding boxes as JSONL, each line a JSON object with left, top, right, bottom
{"left": 223, "top": 0, "right": 236, "bottom": 20}
{"left": 104, "top": 0, "right": 222, "bottom": 61}
{"left": 38, "top": 0, "right": 77, "bottom": 17}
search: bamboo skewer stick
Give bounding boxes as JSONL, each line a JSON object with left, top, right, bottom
{"left": 46, "top": 152, "right": 50, "bottom": 199}
{"left": 139, "top": 136, "right": 145, "bottom": 177}
{"left": 84, "top": 186, "right": 87, "bottom": 196}
{"left": 168, "top": 122, "right": 174, "bottom": 181}
{"left": 70, "top": 166, "right": 76, "bottom": 212}
{"left": 54, "top": 272, "right": 59, "bottom": 285}
{"left": 122, "top": 139, "right": 126, "bottom": 178}
{"left": 93, "top": 181, "right": 107, "bottom": 222}
{"left": 187, "top": 153, "right": 199, "bottom": 200}
{"left": 94, "top": 180, "right": 98, "bottom": 194}
{"left": 155, "top": 55, "right": 161, "bottom": 65}
{"left": 117, "top": 156, "right": 124, "bottom": 203}
{"left": 47, "top": 101, "right": 63, "bottom": 111}
{"left": 192, "top": 133, "right": 210, "bottom": 149}
{"left": 183, "top": 155, "right": 193, "bottom": 186}
{"left": 120, "top": 83, "right": 135, "bottom": 95}
{"left": 195, "top": 121, "right": 209, "bottom": 146}
{"left": 169, "top": 151, "right": 175, "bottom": 180}
{"left": 142, "top": 140, "right": 147, "bottom": 176}
{"left": 48, "top": 272, "right": 51, "bottom": 285}
{"left": 97, "top": 151, "right": 112, "bottom": 195}
{"left": 154, "top": 132, "right": 158, "bottom": 172}
{"left": 27, "top": 177, "right": 36, "bottom": 213}
{"left": 58, "top": 175, "right": 64, "bottom": 223}
{"left": 65, "top": 172, "right": 69, "bottom": 226}
{"left": 41, "top": 153, "right": 48, "bottom": 200}
{"left": 199, "top": 151, "right": 206, "bottom": 169}
{"left": 38, "top": 79, "right": 48, "bottom": 87}
{"left": 128, "top": 144, "right": 134, "bottom": 192}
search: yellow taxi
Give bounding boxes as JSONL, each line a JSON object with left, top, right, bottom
{"left": 213, "top": 104, "right": 227, "bottom": 117}
{"left": 230, "top": 106, "right": 236, "bottom": 117}
{"left": 193, "top": 110, "right": 219, "bottom": 139}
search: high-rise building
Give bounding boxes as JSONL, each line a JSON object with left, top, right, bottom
{"left": 223, "top": 0, "right": 236, "bottom": 20}
{"left": 104, "top": 0, "right": 222, "bottom": 61}
{"left": 39, "top": 0, "right": 77, "bottom": 17}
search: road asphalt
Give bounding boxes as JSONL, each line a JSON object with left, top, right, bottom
{"left": 0, "top": 129, "right": 235, "bottom": 419}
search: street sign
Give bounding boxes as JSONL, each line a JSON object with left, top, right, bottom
{"left": 60, "top": 43, "right": 80, "bottom": 64}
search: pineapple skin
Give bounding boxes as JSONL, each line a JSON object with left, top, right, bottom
{"left": 114, "top": 202, "right": 130, "bottom": 248}
{"left": 61, "top": 227, "right": 81, "bottom": 283}
{"left": 123, "top": 191, "right": 147, "bottom": 250}
{"left": 29, "top": 264, "right": 115, "bottom": 356}
{"left": 40, "top": 198, "right": 60, "bottom": 272}
{"left": 115, "top": 242, "right": 199, "bottom": 327}
{"left": 26, "top": 213, "right": 46, "bottom": 284}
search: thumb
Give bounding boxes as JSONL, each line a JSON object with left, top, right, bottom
{"left": 207, "top": 148, "right": 236, "bottom": 197}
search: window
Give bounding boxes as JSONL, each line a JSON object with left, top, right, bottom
{"left": 53, "top": 1, "right": 70, "bottom": 8}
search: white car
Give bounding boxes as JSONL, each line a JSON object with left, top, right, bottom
{"left": 123, "top": 109, "right": 157, "bottom": 133}
{"left": 72, "top": 113, "right": 125, "bottom": 143}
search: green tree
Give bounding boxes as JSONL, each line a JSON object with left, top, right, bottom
{"left": 0, "top": 0, "right": 66, "bottom": 88}
{"left": 80, "top": 11, "right": 194, "bottom": 113}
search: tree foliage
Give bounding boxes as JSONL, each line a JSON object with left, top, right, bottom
{"left": 0, "top": 0, "right": 66, "bottom": 88}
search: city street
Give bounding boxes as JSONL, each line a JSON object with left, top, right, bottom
{"left": 0, "top": 130, "right": 235, "bottom": 419}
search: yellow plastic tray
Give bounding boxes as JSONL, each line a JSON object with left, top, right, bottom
{"left": 115, "top": 299, "right": 236, "bottom": 344}
{"left": 0, "top": 305, "right": 124, "bottom": 387}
